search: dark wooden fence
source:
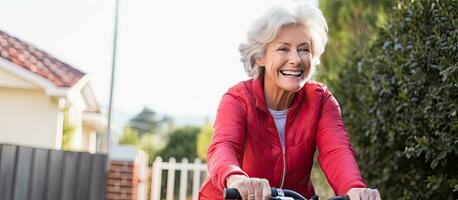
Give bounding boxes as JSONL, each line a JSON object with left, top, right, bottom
{"left": 0, "top": 143, "right": 107, "bottom": 200}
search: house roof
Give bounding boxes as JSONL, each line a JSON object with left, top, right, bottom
{"left": 0, "top": 30, "right": 85, "bottom": 87}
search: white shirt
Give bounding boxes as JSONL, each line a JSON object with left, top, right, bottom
{"left": 268, "top": 108, "right": 288, "bottom": 147}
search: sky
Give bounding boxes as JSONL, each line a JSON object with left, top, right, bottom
{"left": 0, "top": 0, "right": 318, "bottom": 121}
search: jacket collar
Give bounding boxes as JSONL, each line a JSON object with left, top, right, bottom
{"left": 252, "top": 76, "right": 305, "bottom": 113}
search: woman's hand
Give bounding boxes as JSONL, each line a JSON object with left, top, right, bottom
{"left": 346, "top": 188, "right": 381, "bottom": 200}
{"left": 226, "top": 175, "right": 271, "bottom": 200}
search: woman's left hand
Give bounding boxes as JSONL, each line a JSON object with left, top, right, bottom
{"left": 346, "top": 188, "right": 381, "bottom": 200}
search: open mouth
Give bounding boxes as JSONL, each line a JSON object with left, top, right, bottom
{"left": 280, "top": 70, "right": 303, "bottom": 78}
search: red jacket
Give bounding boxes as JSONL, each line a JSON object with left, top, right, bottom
{"left": 199, "top": 78, "right": 366, "bottom": 199}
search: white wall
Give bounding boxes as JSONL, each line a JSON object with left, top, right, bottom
{"left": 0, "top": 67, "right": 39, "bottom": 89}
{"left": 0, "top": 87, "right": 63, "bottom": 149}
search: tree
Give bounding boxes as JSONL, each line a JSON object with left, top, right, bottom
{"left": 118, "top": 108, "right": 173, "bottom": 165}
{"left": 118, "top": 127, "right": 139, "bottom": 145}
{"left": 158, "top": 126, "right": 201, "bottom": 161}
{"left": 61, "top": 108, "right": 75, "bottom": 150}
{"left": 338, "top": 0, "right": 458, "bottom": 198}
{"left": 127, "top": 107, "right": 170, "bottom": 136}
{"left": 138, "top": 133, "right": 166, "bottom": 166}
{"left": 317, "top": 0, "right": 393, "bottom": 91}
{"left": 196, "top": 124, "right": 214, "bottom": 161}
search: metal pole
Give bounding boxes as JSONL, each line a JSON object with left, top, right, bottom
{"left": 106, "top": 0, "right": 119, "bottom": 167}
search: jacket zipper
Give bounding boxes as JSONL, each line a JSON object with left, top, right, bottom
{"left": 280, "top": 145, "right": 286, "bottom": 188}
{"left": 280, "top": 112, "right": 289, "bottom": 188}
{"left": 269, "top": 110, "right": 288, "bottom": 188}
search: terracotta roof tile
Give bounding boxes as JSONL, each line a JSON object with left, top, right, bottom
{"left": 0, "top": 30, "right": 85, "bottom": 87}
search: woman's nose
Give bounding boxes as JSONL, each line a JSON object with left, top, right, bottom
{"left": 288, "top": 50, "right": 302, "bottom": 65}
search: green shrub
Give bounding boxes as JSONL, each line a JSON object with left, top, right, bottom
{"left": 337, "top": 0, "right": 458, "bottom": 199}
{"left": 158, "top": 126, "right": 200, "bottom": 161}
{"left": 61, "top": 108, "right": 75, "bottom": 150}
{"left": 196, "top": 124, "right": 213, "bottom": 161}
{"left": 118, "top": 127, "right": 139, "bottom": 145}
{"left": 318, "top": 0, "right": 392, "bottom": 91}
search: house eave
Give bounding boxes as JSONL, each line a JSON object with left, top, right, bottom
{"left": 0, "top": 57, "right": 73, "bottom": 97}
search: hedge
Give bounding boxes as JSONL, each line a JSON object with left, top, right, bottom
{"left": 337, "top": 0, "right": 458, "bottom": 199}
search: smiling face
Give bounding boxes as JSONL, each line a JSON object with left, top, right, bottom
{"left": 256, "top": 24, "right": 313, "bottom": 93}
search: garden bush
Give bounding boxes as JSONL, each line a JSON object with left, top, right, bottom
{"left": 337, "top": 0, "right": 457, "bottom": 199}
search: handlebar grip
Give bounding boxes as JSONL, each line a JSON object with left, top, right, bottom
{"left": 224, "top": 188, "right": 346, "bottom": 200}
{"left": 328, "top": 195, "right": 350, "bottom": 200}
{"left": 224, "top": 188, "right": 241, "bottom": 199}
{"left": 224, "top": 188, "right": 308, "bottom": 200}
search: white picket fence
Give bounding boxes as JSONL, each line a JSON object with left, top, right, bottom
{"left": 150, "top": 157, "right": 208, "bottom": 200}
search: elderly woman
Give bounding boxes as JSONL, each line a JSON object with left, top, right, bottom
{"left": 199, "top": 1, "right": 381, "bottom": 200}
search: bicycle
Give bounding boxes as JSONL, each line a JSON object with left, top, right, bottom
{"left": 224, "top": 188, "right": 350, "bottom": 200}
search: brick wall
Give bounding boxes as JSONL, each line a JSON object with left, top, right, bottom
{"left": 106, "top": 160, "right": 136, "bottom": 200}
{"left": 107, "top": 145, "right": 148, "bottom": 200}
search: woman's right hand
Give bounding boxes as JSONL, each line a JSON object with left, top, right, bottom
{"left": 226, "top": 175, "right": 271, "bottom": 200}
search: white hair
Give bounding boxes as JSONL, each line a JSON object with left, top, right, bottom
{"left": 239, "top": 1, "right": 328, "bottom": 78}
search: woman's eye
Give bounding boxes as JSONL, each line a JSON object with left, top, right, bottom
{"left": 277, "top": 47, "right": 288, "bottom": 51}
{"left": 298, "top": 48, "right": 310, "bottom": 53}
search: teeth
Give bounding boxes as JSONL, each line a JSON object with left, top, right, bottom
{"left": 280, "top": 70, "right": 302, "bottom": 76}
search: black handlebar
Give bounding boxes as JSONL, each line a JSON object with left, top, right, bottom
{"left": 223, "top": 188, "right": 242, "bottom": 199}
{"left": 224, "top": 188, "right": 350, "bottom": 200}
{"left": 225, "top": 188, "right": 307, "bottom": 199}
{"left": 328, "top": 196, "right": 350, "bottom": 200}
